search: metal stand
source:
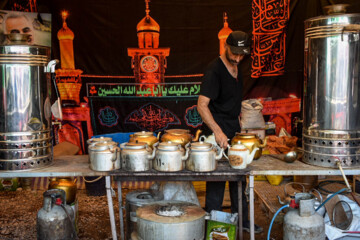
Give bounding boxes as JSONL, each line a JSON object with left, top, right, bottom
{"left": 117, "top": 181, "right": 125, "bottom": 240}
{"left": 249, "top": 175, "right": 255, "bottom": 240}
{"left": 106, "top": 176, "right": 117, "bottom": 240}
{"left": 238, "top": 180, "right": 243, "bottom": 240}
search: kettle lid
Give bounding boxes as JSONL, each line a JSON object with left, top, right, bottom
{"left": 123, "top": 142, "right": 148, "bottom": 149}
{"left": 158, "top": 141, "right": 180, "bottom": 151}
{"left": 88, "top": 136, "right": 113, "bottom": 143}
{"left": 190, "top": 141, "right": 212, "bottom": 150}
{"left": 134, "top": 131, "right": 154, "bottom": 137}
{"left": 231, "top": 140, "right": 247, "bottom": 150}
{"left": 89, "top": 141, "right": 116, "bottom": 151}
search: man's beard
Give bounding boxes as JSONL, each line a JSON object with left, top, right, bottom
{"left": 225, "top": 50, "right": 240, "bottom": 66}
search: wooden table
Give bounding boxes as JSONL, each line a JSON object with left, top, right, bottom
{"left": 0, "top": 155, "right": 249, "bottom": 240}
{"left": 248, "top": 155, "right": 360, "bottom": 240}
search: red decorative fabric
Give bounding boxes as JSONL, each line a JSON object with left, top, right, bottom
{"left": 251, "top": 0, "right": 290, "bottom": 78}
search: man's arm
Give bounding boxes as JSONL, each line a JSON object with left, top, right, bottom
{"left": 197, "top": 95, "right": 229, "bottom": 148}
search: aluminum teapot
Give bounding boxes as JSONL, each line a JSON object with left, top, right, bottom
{"left": 154, "top": 141, "right": 189, "bottom": 172}
{"left": 120, "top": 142, "right": 157, "bottom": 172}
{"left": 88, "top": 141, "right": 121, "bottom": 171}
{"left": 228, "top": 140, "right": 259, "bottom": 169}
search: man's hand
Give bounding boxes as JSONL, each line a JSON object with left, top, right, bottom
{"left": 215, "top": 131, "right": 229, "bottom": 149}
{"left": 198, "top": 95, "right": 229, "bottom": 149}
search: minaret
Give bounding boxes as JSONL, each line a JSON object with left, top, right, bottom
{"left": 136, "top": 0, "right": 160, "bottom": 48}
{"left": 57, "top": 11, "right": 75, "bottom": 69}
{"left": 56, "top": 11, "right": 83, "bottom": 106}
{"left": 218, "top": 12, "right": 232, "bottom": 55}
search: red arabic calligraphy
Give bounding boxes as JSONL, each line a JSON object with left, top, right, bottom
{"left": 251, "top": 0, "right": 289, "bottom": 78}
{"left": 125, "top": 103, "right": 180, "bottom": 132}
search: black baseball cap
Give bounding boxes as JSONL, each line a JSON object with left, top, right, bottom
{"left": 226, "top": 31, "right": 251, "bottom": 55}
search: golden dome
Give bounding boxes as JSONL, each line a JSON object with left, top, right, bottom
{"left": 137, "top": 16, "right": 160, "bottom": 33}
{"left": 57, "top": 11, "right": 74, "bottom": 40}
{"left": 137, "top": 0, "right": 160, "bottom": 33}
{"left": 218, "top": 12, "right": 232, "bottom": 40}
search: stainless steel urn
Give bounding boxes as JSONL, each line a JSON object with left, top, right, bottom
{"left": 303, "top": 13, "right": 360, "bottom": 168}
{"left": 0, "top": 45, "right": 54, "bottom": 170}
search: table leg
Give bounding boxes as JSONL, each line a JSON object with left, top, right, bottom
{"left": 249, "top": 175, "right": 255, "bottom": 240}
{"left": 238, "top": 180, "right": 243, "bottom": 240}
{"left": 106, "top": 176, "right": 117, "bottom": 240}
{"left": 117, "top": 181, "right": 125, "bottom": 240}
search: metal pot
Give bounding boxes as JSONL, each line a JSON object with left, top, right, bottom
{"left": 88, "top": 141, "right": 120, "bottom": 171}
{"left": 186, "top": 142, "right": 223, "bottom": 172}
{"left": 135, "top": 200, "right": 206, "bottom": 240}
{"left": 154, "top": 142, "right": 189, "bottom": 172}
{"left": 48, "top": 177, "right": 77, "bottom": 204}
{"left": 129, "top": 131, "right": 160, "bottom": 149}
{"left": 160, "top": 129, "right": 201, "bottom": 147}
{"left": 231, "top": 133, "right": 267, "bottom": 160}
{"left": 87, "top": 137, "right": 113, "bottom": 163}
{"left": 120, "top": 142, "right": 156, "bottom": 172}
{"left": 87, "top": 136, "right": 112, "bottom": 146}
{"left": 125, "top": 189, "right": 163, "bottom": 240}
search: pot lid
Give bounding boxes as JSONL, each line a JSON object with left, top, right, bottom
{"left": 235, "top": 133, "right": 256, "bottom": 139}
{"left": 191, "top": 142, "right": 212, "bottom": 150}
{"left": 134, "top": 131, "right": 154, "bottom": 137}
{"left": 123, "top": 142, "right": 147, "bottom": 150}
{"left": 126, "top": 189, "right": 163, "bottom": 204}
{"left": 136, "top": 200, "right": 206, "bottom": 224}
{"left": 231, "top": 140, "right": 247, "bottom": 150}
{"left": 89, "top": 136, "right": 113, "bottom": 143}
{"left": 158, "top": 141, "right": 180, "bottom": 151}
{"left": 165, "top": 129, "right": 190, "bottom": 135}
{"left": 89, "top": 141, "right": 115, "bottom": 151}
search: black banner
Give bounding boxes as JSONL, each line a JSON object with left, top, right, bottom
{"left": 89, "top": 97, "right": 202, "bottom": 135}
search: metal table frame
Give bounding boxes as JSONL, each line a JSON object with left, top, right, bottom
{"left": 0, "top": 155, "right": 249, "bottom": 240}
{"left": 248, "top": 155, "right": 360, "bottom": 240}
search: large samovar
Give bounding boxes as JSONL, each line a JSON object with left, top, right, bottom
{"left": 0, "top": 44, "right": 56, "bottom": 170}
{"left": 303, "top": 8, "right": 360, "bottom": 168}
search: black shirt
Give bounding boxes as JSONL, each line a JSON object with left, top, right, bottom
{"left": 200, "top": 57, "right": 243, "bottom": 139}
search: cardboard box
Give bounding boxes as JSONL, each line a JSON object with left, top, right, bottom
{"left": 206, "top": 210, "right": 238, "bottom": 240}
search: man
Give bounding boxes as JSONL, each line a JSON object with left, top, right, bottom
{"left": 197, "top": 31, "right": 262, "bottom": 233}
{"left": 5, "top": 14, "right": 34, "bottom": 44}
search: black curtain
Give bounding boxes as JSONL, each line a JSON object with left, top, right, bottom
{"left": 28, "top": 0, "right": 360, "bottom": 100}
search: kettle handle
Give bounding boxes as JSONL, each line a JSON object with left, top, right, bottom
{"left": 110, "top": 147, "right": 121, "bottom": 162}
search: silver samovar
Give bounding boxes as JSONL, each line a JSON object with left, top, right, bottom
{"left": 303, "top": 7, "right": 360, "bottom": 168}
{"left": 0, "top": 44, "right": 57, "bottom": 170}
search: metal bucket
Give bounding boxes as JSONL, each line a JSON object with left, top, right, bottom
{"left": 125, "top": 189, "right": 163, "bottom": 240}
{"left": 303, "top": 13, "right": 360, "bottom": 168}
{"left": 0, "top": 45, "right": 53, "bottom": 170}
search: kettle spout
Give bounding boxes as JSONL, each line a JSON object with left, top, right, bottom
{"left": 192, "top": 129, "right": 202, "bottom": 142}
{"left": 258, "top": 136, "right": 268, "bottom": 148}
{"left": 147, "top": 142, "right": 158, "bottom": 160}
{"left": 181, "top": 144, "right": 190, "bottom": 161}
{"left": 215, "top": 147, "right": 224, "bottom": 160}
{"left": 247, "top": 147, "right": 259, "bottom": 164}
